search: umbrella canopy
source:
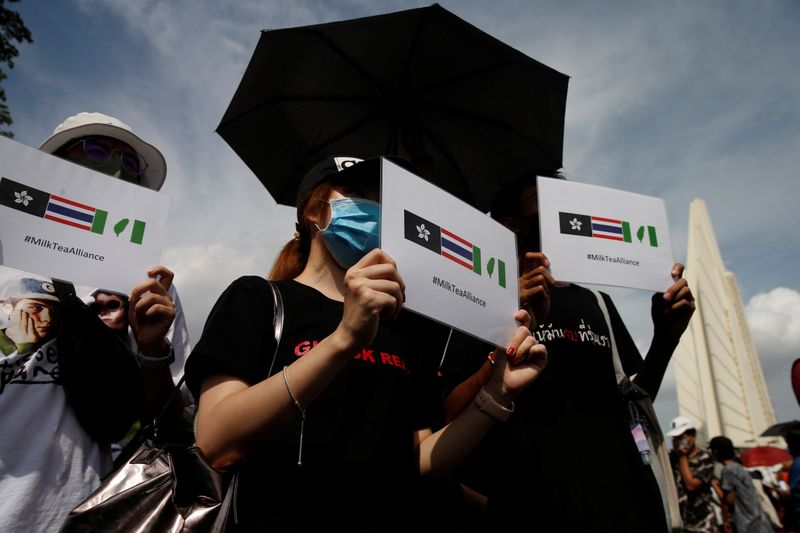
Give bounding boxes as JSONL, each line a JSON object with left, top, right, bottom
{"left": 761, "top": 420, "right": 800, "bottom": 438}
{"left": 217, "top": 3, "right": 569, "bottom": 211}
{"left": 739, "top": 446, "right": 792, "bottom": 468}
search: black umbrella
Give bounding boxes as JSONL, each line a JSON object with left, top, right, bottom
{"left": 217, "top": 3, "right": 569, "bottom": 211}
{"left": 761, "top": 420, "right": 800, "bottom": 438}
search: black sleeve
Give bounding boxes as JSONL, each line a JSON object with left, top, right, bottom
{"left": 56, "top": 291, "right": 144, "bottom": 444}
{"left": 400, "top": 311, "right": 453, "bottom": 431}
{"left": 601, "top": 292, "right": 644, "bottom": 377}
{"left": 185, "top": 276, "right": 276, "bottom": 402}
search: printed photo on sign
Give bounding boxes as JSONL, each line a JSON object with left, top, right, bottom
{"left": 381, "top": 158, "right": 519, "bottom": 349}
{"left": 0, "top": 265, "right": 61, "bottom": 393}
{"left": 538, "top": 176, "right": 674, "bottom": 292}
{"left": 0, "top": 136, "right": 170, "bottom": 294}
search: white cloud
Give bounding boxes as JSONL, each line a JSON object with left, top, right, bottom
{"left": 162, "top": 241, "right": 277, "bottom": 340}
{"left": 746, "top": 287, "right": 800, "bottom": 362}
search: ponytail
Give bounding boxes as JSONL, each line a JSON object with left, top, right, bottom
{"left": 268, "top": 182, "right": 333, "bottom": 280}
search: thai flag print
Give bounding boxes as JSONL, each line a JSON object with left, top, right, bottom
{"left": 45, "top": 194, "right": 108, "bottom": 234}
{"left": 590, "top": 216, "right": 631, "bottom": 242}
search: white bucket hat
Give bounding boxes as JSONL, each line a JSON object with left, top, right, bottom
{"left": 38, "top": 112, "right": 167, "bottom": 191}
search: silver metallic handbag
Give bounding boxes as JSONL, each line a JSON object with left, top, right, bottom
{"left": 60, "top": 280, "right": 284, "bottom": 532}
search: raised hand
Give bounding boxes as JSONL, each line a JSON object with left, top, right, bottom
{"left": 651, "top": 262, "right": 695, "bottom": 343}
{"left": 519, "top": 252, "right": 555, "bottom": 328}
{"left": 335, "top": 249, "right": 405, "bottom": 351}
{"left": 487, "top": 309, "right": 548, "bottom": 401}
{"left": 7, "top": 306, "right": 43, "bottom": 345}
{"left": 129, "top": 266, "right": 176, "bottom": 356}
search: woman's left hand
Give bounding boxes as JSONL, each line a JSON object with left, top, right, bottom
{"left": 486, "top": 309, "right": 547, "bottom": 402}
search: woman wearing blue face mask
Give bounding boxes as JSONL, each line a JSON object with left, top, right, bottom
{"left": 185, "top": 156, "right": 548, "bottom": 531}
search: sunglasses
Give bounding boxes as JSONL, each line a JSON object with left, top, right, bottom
{"left": 62, "top": 137, "right": 148, "bottom": 178}
{"left": 89, "top": 298, "right": 126, "bottom": 314}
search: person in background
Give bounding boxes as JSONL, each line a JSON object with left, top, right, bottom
{"left": 39, "top": 112, "right": 191, "bottom": 393}
{"left": 667, "top": 415, "right": 721, "bottom": 532}
{"left": 0, "top": 112, "right": 189, "bottom": 532}
{"left": 439, "top": 172, "right": 696, "bottom": 532}
{"left": 89, "top": 289, "right": 129, "bottom": 338}
{"left": 709, "top": 435, "right": 776, "bottom": 533}
{"left": 186, "top": 156, "right": 548, "bottom": 531}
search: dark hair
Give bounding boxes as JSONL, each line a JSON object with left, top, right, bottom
{"left": 709, "top": 436, "right": 736, "bottom": 461}
{"left": 269, "top": 181, "right": 334, "bottom": 281}
{"left": 785, "top": 429, "right": 800, "bottom": 457}
{"left": 489, "top": 170, "right": 565, "bottom": 222}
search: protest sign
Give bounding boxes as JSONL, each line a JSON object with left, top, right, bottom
{"left": 380, "top": 159, "right": 519, "bottom": 348}
{"left": 0, "top": 136, "right": 170, "bottom": 294}
{"left": 537, "top": 176, "right": 674, "bottom": 291}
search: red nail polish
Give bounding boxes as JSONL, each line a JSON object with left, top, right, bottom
{"left": 507, "top": 346, "right": 515, "bottom": 357}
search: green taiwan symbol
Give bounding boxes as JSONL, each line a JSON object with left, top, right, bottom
{"left": 113, "top": 218, "right": 130, "bottom": 237}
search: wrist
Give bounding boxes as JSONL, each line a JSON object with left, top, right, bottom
{"left": 486, "top": 367, "right": 515, "bottom": 406}
{"left": 652, "top": 330, "right": 680, "bottom": 349}
{"left": 474, "top": 386, "right": 514, "bottom": 422}
{"left": 137, "top": 339, "right": 175, "bottom": 369}
{"left": 329, "top": 327, "right": 360, "bottom": 358}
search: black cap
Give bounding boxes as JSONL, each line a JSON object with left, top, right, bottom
{"left": 295, "top": 156, "right": 364, "bottom": 206}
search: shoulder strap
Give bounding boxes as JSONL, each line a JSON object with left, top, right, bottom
{"left": 592, "top": 289, "right": 625, "bottom": 385}
{"left": 266, "top": 280, "right": 284, "bottom": 377}
{"left": 151, "top": 278, "right": 285, "bottom": 431}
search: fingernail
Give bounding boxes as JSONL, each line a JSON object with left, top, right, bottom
{"left": 507, "top": 346, "right": 515, "bottom": 357}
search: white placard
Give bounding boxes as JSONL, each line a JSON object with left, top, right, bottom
{"left": 538, "top": 177, "right": 674, "bottom": 291}
{"left": 0, "top": 136, "right": 170, "bottom": 294}
{"left": 380, "top": 159, "right": 519, "bottom": 348}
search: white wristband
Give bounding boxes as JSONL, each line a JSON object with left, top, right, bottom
{"left": 475, "top": 386, "right": 514, "bottom": 422}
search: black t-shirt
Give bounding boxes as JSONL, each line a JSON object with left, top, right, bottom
{"left": 185, "top": 277, "right": 448, "bottom": 531}
{"left": 439, "top": 283, "right": 668, "bottom": 533}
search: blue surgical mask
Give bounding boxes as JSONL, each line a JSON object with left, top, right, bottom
{"left": 318, "top": 197, "right": 381, "bottom": 269}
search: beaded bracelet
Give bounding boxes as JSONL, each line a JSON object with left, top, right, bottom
{"left": 136, "top": 341, "right": 175, "bottom": 369}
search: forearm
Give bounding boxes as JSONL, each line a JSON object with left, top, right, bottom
{"left": 418, "top": 383, "right": 511, "bottom": 486}
{"left": 196, "top": 331, "right": 353, "bottom": 467}
{"left": 140, "top": 367, "right": 184, "bottom": 439}
{"left": 442, "top": 360, "right": 492, "bottom": 424}
{"left": 633, "top": 334, "right": 679, "bottom": 399}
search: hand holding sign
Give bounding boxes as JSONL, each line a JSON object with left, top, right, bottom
{"left": 337, "top": 249, "right": 406, "bottom": 352}
{"left": 519, "top": 252, "right": 555, "bottom": 328}
{"left": 651, "top": 262, "right": 696, "bottom": 342}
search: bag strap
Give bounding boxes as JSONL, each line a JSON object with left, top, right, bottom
{"left": 148, "top": 279, "right": 285, "bottom": 436}
{"left": 266, "top": 280, "right": 284, "bottom": 377}
{"left": 592, "top": 289, "right": 625, "bottom": 385}
{"left": 593, "top": 290, "right": 681, "bottom": 531}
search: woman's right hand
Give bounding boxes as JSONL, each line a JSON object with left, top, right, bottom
{"left": 334, "top": 249, "right": 406, "bottom": 352}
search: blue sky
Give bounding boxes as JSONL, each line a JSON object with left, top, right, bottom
{"left": 5, "top": 0, "right": 800, "bottom": 434}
